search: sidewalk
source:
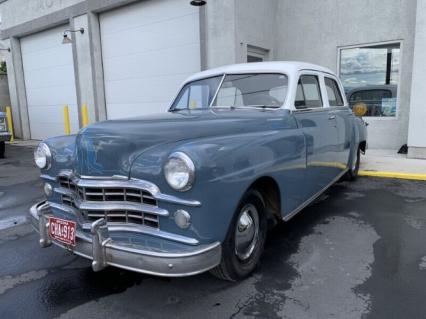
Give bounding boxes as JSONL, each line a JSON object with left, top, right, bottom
{"left": 360, "top": 149, "right": 426, "bottom": 180}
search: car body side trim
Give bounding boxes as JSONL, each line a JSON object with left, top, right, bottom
{"left": 283, "top": 169, "right": 348, "bottom": 222}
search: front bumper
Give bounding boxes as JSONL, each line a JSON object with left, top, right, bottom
{"left": 28, "top": 201, "right": 221, "bottom": 277}
{"left": 0, "top": 131, "right": 11, "bottom": 142}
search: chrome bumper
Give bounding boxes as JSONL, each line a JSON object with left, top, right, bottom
{"left": 28, "top": 201, "right": 221, "bottom": 277}
{"left": 0, "top": 131, "right": 11, "bottom": 142}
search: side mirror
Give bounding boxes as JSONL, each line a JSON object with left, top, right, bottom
{"left": 353, "top": 102, "right": 367, "bottom": 117}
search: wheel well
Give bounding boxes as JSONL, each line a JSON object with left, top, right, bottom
{"left": 248, "top": 177, "right": 281, "bottom": 225}
{"left": 359, "top": 141, "right": 367, "bottom": 154}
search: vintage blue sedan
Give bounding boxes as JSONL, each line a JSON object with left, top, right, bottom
{"left": 29, "top": 62, "right": 367, "bottom": 281}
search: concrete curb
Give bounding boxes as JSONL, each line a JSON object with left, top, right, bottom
{"left": 359, "top": 170, "right": 426, "bottom": 181}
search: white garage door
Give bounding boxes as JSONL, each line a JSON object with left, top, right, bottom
{"left": 21, "top": 26, "right": 78, "bottom": 140}
{"left": 100, "top": 0, "right": 201, "bottom": 119}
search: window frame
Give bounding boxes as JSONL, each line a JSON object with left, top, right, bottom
{"left": 337, "top": 40, "right": 402, "bottom": 120}
{"left": 294, "top": 73, "right": 324, "bottom": 110}
{"left": 324, "top": 76, "right": 345, "bottom": 107}
{"left": 169, "top": 72, "right": 291, "bottom": 111}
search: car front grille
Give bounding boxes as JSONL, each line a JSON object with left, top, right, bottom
{"left": 58, "top": 175, "right": 160, "bottom": 228}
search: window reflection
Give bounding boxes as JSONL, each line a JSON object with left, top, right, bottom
{"left": 340, "top": 43, "right": 400, "bottom": 117}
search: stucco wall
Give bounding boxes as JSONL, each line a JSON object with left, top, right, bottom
{"left": 275, "top": 0, "right": 417, "bottom": 150}
{"left": 0, "top": 0, "right": 84, "bottom": 29}
{"left": 407, "top": 0, "right": 426, "bottom": 159}
{"left": 0, "top": 74, "right": 11, "bottom": 110}
{"left": 204, "top": 0, "right": 278, "bottom": 68}
{"left": 234, "top": 0, "right": 279, "bottom": 62}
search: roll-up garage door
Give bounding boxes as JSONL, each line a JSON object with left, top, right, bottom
{"left": 21, "top": 25, "right": 79, "bottom": 140}
{"left": 100, "top": 0, "right": 201, "bottom": 119}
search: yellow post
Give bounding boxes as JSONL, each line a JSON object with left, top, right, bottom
{"left": 81, "top": 103, "right": 89, "bottom": 127}
{"left": 63, "top": 105, "right": 71, "bottom": 135}
{"left": 5, "top": 106, "right": 14, "bottom": 142}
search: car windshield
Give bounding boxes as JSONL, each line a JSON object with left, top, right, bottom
{"left": 171, "top": 73, "right": 288, "bottom": 110}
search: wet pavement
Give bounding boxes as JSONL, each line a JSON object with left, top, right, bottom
{"left": 1, "top": 144, "right": 426, "bottom": 318}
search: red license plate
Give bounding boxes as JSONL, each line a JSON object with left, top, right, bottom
{"left": 48, "top": 217, "right": 76, "bottom": 246}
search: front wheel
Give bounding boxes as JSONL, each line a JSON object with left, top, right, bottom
{"left": 210, "top": 190, "right": 267, "bottom": 281}
{"left": 345, "top": 147, "right": 360, "bottom": 181}
{"left": 0, "top": 141, "right": 5, "bottom": 159}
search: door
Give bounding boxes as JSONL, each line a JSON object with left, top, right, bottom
{"left": 324, "top": 76, "right": 352, "bottom": 171}
{"left": 293, "top": 74, "right": 340, "bottom": 198}
{"left": 21, "top": 25, "right": 79, "bottom": 140}
{"left": 100, "top": 0, "right": 201, "bottom": 120}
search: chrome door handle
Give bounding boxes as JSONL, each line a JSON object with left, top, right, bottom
{"left": 328, "top": 115, "right": 336, "bottom": 120}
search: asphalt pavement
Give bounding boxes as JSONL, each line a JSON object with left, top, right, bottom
{"left": 1, "top": 144, "right": 426, "bottom": 319}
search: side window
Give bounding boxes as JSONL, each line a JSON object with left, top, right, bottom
{"left": 295, "top": 75, "right": 323, "bottom": 109}
{"left": 295, "top": 81, "right": 305, "bottom": 108}
{"left": 325, "top": 77, "right": 344, "bottom": 106}
{"left": 176, "top": 85, "right": 210, "bottom": 109}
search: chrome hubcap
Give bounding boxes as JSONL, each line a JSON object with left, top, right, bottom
{"left": 235, "top": 204, "right": 259, "bottom": 261}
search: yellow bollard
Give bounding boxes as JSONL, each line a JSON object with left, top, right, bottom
{"left": 5, "top": 106, "right": 14, "bottom": 142}
{"left": 63, "top": 105, "right": 71, "bottom": 135}
{"left": 81, "top": 103, "right": 89, "bottom": 127}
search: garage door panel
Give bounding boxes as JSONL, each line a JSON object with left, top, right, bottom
{"left": 23, "top": 65, "right": 77, "bottom": 89}
{"left": 102, "top": 15, "right": 199, "bottom": 59}
{"left": 100, "top": 0, "right": 197, "bottom": 35}
{"left": 101, "top": 0, "right": 200, "bottom": 119}
{"left": 21, "top": 25, "right": 78, "bottom": 140}
{"left": 27, "top": 104, "right": 79, "bottom": 140}
{"left": 104, "top": 74, "right": 186, "bottom": 105}
{"left": 25, "top": 85, "right": 78, "bottom": 107}
{"left": 102, "top": 44, "right": 200, "bottom": 81}
{"left": 106, "top": 102, "right": 166, "bottom": 120}
{"left": 22, "top": 47, "right": 74, "bottom": 71}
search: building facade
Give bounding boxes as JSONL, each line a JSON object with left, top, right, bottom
{"left": 0, "top": 0, "right": 424, "bottom": 158}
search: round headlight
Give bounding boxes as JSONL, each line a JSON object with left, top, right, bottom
{"left": 34, "top": 142, "right": 52, "bottom": 169}
{"left": 164, "top": 152, "right": 195, "bottom": 191}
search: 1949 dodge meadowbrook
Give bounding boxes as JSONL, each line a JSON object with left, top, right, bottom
{"left": 29, "top": 62, "right": 367, "bottom": 281}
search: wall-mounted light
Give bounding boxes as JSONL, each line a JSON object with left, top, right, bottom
{"left": 190, "top": 0, "right": 206, "bottom": 6}
{"left": 62, "top": 28, "right": 84, "bottom": 44}
{"left": 0, "top": 48, "right": 10, "bottom": 52}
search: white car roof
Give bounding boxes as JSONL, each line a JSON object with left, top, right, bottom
{"left": 184, "top": 61, "right": 335, "bottom": 83}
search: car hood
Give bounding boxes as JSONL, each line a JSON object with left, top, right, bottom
{"left": 74, "top": 108, "right": 291, "bottom": 177}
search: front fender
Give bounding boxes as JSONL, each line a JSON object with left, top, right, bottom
{"left": 41, "top": 135, "right": 76, "bottom": 176}
{"left": 130, "top": 116, "right": 304, "bottom": 244}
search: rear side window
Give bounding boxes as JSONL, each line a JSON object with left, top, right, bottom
{"left": 325, "top": 77, "right": 344, "bottom": 106}
{"left": 295, "top": 75, "right": 323, "bottom": 109}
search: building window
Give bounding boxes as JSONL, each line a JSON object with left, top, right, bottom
{"left": 247, "top": 45, "right": 269, "bottom": 63}
{"left": 339, "top": 42, "right": 400, "bottom": 117}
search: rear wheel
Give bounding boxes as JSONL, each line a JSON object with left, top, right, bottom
{"left": 345, "top": 146, "right": 360, "bottom": 181}
{"left": 210, "top": 190, "right": 267, "bottom": 281}
{"left": 0, "top": 141, "right": 5, "bottom": 159}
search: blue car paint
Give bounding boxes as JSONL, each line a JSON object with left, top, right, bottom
{"left": 40, "top": 105, "right": 366, "bottom": 246}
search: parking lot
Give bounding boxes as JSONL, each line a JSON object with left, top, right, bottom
{"left": 1, "top": 144, "right": 426, "bottom": 319}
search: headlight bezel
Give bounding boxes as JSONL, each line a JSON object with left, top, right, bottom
{"left": 34, "top": 142, "right": 52, "bottom": 170}
{"left": 164, "top": 151, "right": 195, "bottom": 192}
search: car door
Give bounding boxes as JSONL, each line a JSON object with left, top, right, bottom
{"left": 323, "top": 75, "right": 352, "bottom": 172}
{"left": 292, "top": 73, "right": 340, "bottom": 198}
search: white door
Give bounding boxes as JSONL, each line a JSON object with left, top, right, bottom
{"left": 21, "top": 25, "right": 78, "bottom": 140}
{"left": 100, "top": 0, "right": 201, "bottom": 119}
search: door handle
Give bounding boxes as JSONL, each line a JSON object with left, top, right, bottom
{"left": 328, "top": 115, "right": 336, "bottom": 120}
